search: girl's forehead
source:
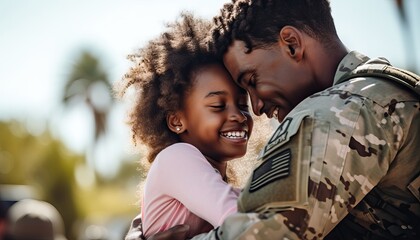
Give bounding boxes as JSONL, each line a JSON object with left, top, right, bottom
{"left": 187, "top": 62, "right": 250, "bottom": 98}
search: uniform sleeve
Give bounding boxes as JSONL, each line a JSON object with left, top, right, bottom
{"left": 189, "top": 212, "right": 300, "bottom": 240}
{"left": 190, "top": 89, "right": 400, "bottom": 239}
{"left": 155, "top": 143, "right": 239, "bottom": 227}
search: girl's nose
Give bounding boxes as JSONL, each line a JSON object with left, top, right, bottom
{"left": 229, "top": 108, "right": 247, "bottom": 123}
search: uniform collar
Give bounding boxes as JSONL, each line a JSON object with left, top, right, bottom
{"left": 333, "top": 51, "right": 371, "bottom": 86}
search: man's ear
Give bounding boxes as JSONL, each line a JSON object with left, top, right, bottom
{"left": 279, "top": 26, "right": 304, "bottom": 62}
{"left": 167, "top": 112, "right": 185, "bottom": 134}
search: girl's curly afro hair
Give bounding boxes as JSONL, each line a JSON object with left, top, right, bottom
{"left": 115, "top": 12, "right": 221, "bottom": 163}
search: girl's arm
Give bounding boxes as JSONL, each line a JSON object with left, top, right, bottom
{"left": 155, "top": 143, "right": 239, "bottom": 227}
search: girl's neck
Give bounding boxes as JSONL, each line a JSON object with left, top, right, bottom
{"left": 205, "top": 157, "right": 227, "bottom": 181}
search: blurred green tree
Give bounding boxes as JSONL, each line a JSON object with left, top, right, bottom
{"left": 0, "top": 120, "right": 140, "bottom": 239}
{"left": 0, "top": 120, "right": 82, "bottom": 240}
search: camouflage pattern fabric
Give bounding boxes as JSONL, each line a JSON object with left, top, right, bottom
{"left": 125, "top": 51, "right": 420, "bottom": 240}
{"left": 186, "top": 51, "right": 420, "bottom": 240}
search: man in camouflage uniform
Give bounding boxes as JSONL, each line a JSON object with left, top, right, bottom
{"left": 126, "top": 0, "right": 420, "bottom": 239}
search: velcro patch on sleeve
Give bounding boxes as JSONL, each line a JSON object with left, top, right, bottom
{"left": 250, "top": 149, "right": 291, "bottom": 192}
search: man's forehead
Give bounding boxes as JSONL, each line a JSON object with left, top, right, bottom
{"left": 223, "top": 40, "right": 249, "bottom": 81}
{"left": 226, "top": 40, "right": 248, "bottom": 56}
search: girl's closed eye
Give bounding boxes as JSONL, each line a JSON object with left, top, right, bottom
{"left": 209, "top": 103, "right": 226, "bottom": 111}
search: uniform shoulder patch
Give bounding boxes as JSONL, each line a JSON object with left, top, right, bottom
{"left": 265, "top": 118, "right": 292, "bottom": 151}
{"left": 264, "top": 110, "right": 312, "bottom": 156}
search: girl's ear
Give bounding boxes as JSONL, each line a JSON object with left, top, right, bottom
{"left": 279, "top": 26, "right": 304, "bottom": 62}
{"left": 167, "top": 112, "right": 185, "bottom": 134}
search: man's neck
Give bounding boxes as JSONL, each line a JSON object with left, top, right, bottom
{"left": 311, "top": 40, "right": 348, "bottom": 91}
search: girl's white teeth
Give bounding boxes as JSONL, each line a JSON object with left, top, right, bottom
{"left": 221, "top": 131, "right": 246, "bottom": 139}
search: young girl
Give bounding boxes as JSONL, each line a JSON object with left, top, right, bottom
{"left": 115, "top": 13, "right": 253, "bottom": 238}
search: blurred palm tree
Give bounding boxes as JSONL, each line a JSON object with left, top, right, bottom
{"left": 62, "top": 50, "right": 113, "bottom": 141}
{"left": 394, "top": 0, "right": 417, "bottom": 72}
{"left": 62, "top": 50, "right": 114, "bottom": 174}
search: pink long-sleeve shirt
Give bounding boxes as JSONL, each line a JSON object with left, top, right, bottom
{"left": 141, "top": 143, "right": 240, "bottom": 238}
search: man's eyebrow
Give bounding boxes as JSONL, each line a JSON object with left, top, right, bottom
{"left": 205, "top": 91, "right": 227, "bottom": 98}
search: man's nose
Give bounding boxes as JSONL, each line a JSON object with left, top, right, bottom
{"left": 250, "top": 95, "right": 264, "bottom": 116}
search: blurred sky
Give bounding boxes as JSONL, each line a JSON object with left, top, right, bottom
{"left": 0, "top": 0, "right": 419, "bottom": 177}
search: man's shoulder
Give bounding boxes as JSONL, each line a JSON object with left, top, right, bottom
{"left": 338, "top": 75, "right": 417, "bottom": 105}
{"left": 333, "top": 55, "right": 419, "bottom": 105}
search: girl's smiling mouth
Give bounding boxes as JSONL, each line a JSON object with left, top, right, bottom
{"left": 220, "top": 130, "right": 248, "bottom": 139}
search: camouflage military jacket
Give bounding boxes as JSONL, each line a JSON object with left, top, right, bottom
{"left": 187, "top": 51, "right": 420, "bottom": 240}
